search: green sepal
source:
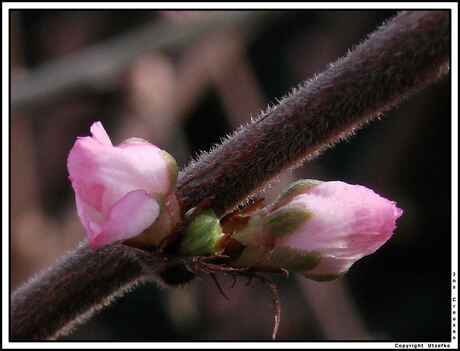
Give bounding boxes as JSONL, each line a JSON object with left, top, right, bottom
{"left": 231, "top": 245, "right": 321, "bottom": 272}
{"left": 232, "top": 204, "right": 313, "bottom": 247}
{"left": 271, "top": 179, "right": 323, "bottom": 210}
{"left": 230, "top": 245, "right": 269, "bottom": 267}
{"left": 180, "top": 208, "right": 223, "bottom": 256}
{"left": 265, "top": 205, "right": 314, "bottom": 238}
{"left": 230, "top": 216, "right": 266, "bottom": 247}
{"left": 159, "top": 150, "right": 178, "bottom": 192}
{"left": 302, "top": 271, "right": 347, "bottom": 282}
{"left": 153, "top": 193, "right": 166, "bottom": 213}
{"left": 265, "top": 247, "right": 321, "bottom": 271}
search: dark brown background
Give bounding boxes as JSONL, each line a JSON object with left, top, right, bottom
{"left": 10, "top": 10, "right": 452, "bottom": 341}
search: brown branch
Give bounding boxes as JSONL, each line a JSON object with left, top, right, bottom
{"left": 10, "top": 10, "right": 450, "bottom": 341}
{"left": 10, "top": 241, "right": 178, "bottom": 340}
{"left": 177, "top": 10, "right": 450, "bottom": 216}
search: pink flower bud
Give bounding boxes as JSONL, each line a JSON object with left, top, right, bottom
{"left": 232, "top": 180, "right": 403, "bottom": 281}
{"left": 67, "top": 121, "right": 178, "bottom": 250}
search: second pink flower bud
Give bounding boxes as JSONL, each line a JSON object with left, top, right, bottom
{"left": 231, "top": 180, "right": 403, "bottom": 281}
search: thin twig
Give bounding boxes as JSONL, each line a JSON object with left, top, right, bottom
{"left": 209, "top": 273, "right": 230, "bottom": 300}
{"left": 231, "top": 275, "right": 237, "bottom": 288}
{"left": 255, "top": 274, "right": 281, "bottom": 341}
{"left": 10, "top": 10, "right": 450, "bottom": 341}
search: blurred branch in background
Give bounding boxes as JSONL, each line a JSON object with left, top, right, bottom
{"left": 11, "top": 11, "right": 276, "bottom": 110}
{"left": 117, "top": 27, "right": 266, "bottom": 165}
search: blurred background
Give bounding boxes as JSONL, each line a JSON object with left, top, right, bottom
{"left": 9, "top": 10, "right": 452, "bottom": 341}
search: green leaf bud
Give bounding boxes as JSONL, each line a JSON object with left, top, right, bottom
{"left": 180, "top": 208, "right": 223, "bottom": 256}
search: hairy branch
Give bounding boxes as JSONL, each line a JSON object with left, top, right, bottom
{"left": 10, "top": 10, "right": 450, "bottom": 340}
{"left": 177, "top": 10, "right": 450, "bottom": 216}
{"left": 10, "top": 241, "right": 177, "bottom": 340}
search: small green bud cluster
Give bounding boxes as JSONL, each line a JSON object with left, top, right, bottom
{"left": 179, "top": 208, "right": 224, "bottom": 256}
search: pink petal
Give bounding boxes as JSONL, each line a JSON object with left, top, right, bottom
{"left": 303, "top": 255, "right": 354, "bottom": 277}
{"left": 113, "top": 142, "right": 170, "bottom": 196}
{"left": 67, "top": 134, "right": 169, "bottom": 216}
{"left": 277, "top": 181, "right": 402, "bottom": 275}
{"left": 90, "top": 121, "right": 113, "bottom": 146}
{"left": 89, "top": 189, "right": 161, "bottom": 250}
{"left": 74, "top": 190, "right": 104, "bottom": 243}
